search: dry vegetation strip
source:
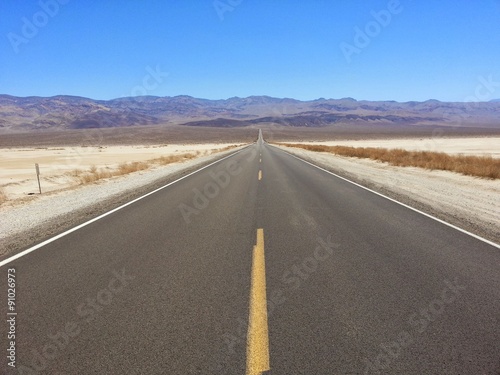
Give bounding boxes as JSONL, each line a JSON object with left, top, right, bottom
{"left": 279, "top": 143, "right": 500, "bottom": 179}
{"left": 72, "top": 152, "right": 199, "bottom": 185}
{"left": 0, "top": 187, "right": 7, "bottom": 205}
{"left": 70, "top": 146, "right": 241, "bottom": 185}
{"left": 0, "top": 146, "right": 242, "bottom": 205}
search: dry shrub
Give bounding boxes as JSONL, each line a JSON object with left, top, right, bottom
{"left": 154, "top": 152, "right": 197, "bottom": 165}
{"left": 0, "top": 187, "right": 7, "bottom": 205}
{"left": 96, "top": 169, "right": 113, "bottom": 179}
{"left": 78, "top": 165, "right": 124, "bottom": 184}
{"left": 217, "top": 145, "right": 239, "bottom": 152}
{"left": 67, "top": 169, "right": 83, "bottom": 177}
{"left": 74, "top": 150, "right": 208, "bottom": 186}
{"left": 79, "top": 173, "right": 99, "bottom": 184}
{"left": 156, "top": 155, "right": 178, "bottom": 165}
{"left": 280, "top": 143, "right": 500, "bottom": 179}
{"left": 181, "top": 152, "right": 197, "bottom": 160}
{"left": 117, "top": 162, "right": 149, "bottom": 175}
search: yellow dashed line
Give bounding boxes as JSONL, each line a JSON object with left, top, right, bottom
{"left": 246, "top": 228, "right": 270, "bottom": 375}
{"left": 258, "top": 170, "right": 262, "bottom": 180}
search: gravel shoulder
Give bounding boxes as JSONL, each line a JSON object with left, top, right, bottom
{"left": 273, "top": 144, "right": 500, "bottom": 245}
{"left": 0, "top": 145, "right": 249, "bottom": 258}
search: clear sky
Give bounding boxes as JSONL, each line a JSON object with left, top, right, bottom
{"left": 1, "top": 0, "right": 499, "bottom": 102}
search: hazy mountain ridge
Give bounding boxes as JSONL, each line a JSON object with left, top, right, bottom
{"left": 0, "top": 94, "right": 498, "bottom": 131}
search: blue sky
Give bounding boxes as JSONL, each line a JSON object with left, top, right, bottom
{"left": 1, "top": 0, "right": 499, "bottom": 102}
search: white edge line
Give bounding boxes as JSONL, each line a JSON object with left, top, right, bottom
{"left": 271, "top": 144, "right": 500, "bottom": 250}
{"left": 0, "top": 145, "right": 253, "bottom": 267}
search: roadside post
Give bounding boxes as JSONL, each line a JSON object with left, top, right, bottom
{"left": 35, "top": 163, "right": 42, "bottom": 194}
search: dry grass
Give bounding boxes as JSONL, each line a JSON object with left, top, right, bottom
{"left": 77, "top": 165, "right": 114, "bottom": 184}
{"left": 76, "top": 163, "right": 147, "bottom": 184}
{"left": 215, "top": 144, "right": 241, "bottom": 153}
{"left": 67, "top": 169, "right": 83, "bottom": 178}
{"left": 0, "top": 187, "right": 7, "bottom": 205}
{"left": 73, "top": 151, "right": 207, "bottom": 185}
{"left": 117, "top": 162, "right": 149, "bottom": 175}
{"left": 153, "top": 152, "right": 198, "bottom": 165}
{"left": 279, "top": 143, "right": 500, "bottom": 179}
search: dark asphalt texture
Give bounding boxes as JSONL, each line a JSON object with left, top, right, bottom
{"left": 1, "top": 134, "right": 499, "bottom": 374}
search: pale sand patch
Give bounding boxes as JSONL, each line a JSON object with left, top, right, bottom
{"left": 0, "top": 143, "right": 240, "bottom": 201}
{"left": 275, "top": 144, "right": 500, "bottom": 244}
{"left": 285, "top": 137, "right": 500, "bottom": 158}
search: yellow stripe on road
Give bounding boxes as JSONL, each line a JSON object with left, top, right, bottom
{"left": 258, "top": 170, "right": 262, "bottom": 180}
{"left": 246, "top": 228, "right": 270, "bottom": 375}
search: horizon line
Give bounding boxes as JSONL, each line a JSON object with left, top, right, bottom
{"left": 0, "top": 93, "right": 498, "bottom": 104}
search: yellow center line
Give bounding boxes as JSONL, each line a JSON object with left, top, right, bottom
{"left": 258, "top": 170, "right": 262, "bottom": 180}
{"left": 246, "top": 228, "right": 270, "bottom": 375}
{"left": 259, "top": 158, "right": 262, "bottom": 163}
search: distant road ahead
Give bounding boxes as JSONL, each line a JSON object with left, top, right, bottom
{"left": 1, "top": 132, "right": 499, "bottom": 374}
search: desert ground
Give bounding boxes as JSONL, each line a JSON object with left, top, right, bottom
{"left": 284, "top": 137, "right": 500, "bottom": 158}
{"left": 1, "top": 128, "right": 498, "bottom": 203}
{"left": 2, "top": 123, "right": 499, "bottom": 147}
{"left": 0, "top": 125, "right": 258, "bottom": 147}
{"left": 261, "top": 125, "right": 500, "bottom": 142}
{"left": 0, "top": 143, "right": 242, "bottom": 202}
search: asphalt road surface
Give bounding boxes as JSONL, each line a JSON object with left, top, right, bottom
{"left": 1, "top": 132, "right": 499, "bottom": 374}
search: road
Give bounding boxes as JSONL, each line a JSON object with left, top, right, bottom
{"left": 1, "top": 131, "right": 500, "bottom": 374}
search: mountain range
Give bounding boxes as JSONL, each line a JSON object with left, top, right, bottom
{"left": 0, "top": 94, "right": 499, "bottom": 132}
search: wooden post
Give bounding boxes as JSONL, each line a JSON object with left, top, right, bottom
{"left": 35, "top": 163, "right": 42, "bottom": 194}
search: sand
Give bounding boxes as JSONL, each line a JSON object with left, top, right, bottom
{"left": 285, "top": 137, "right": 500, "bottom": 158}
{"left": 0, "top": 143, "right": 240, "bottom": 201}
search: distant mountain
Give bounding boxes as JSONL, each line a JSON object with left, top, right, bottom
{"left": 490, "top": 99, "right": 500, "bottom": 103}
{"left": 0, "top": 94, "right": 498, "bottom": 131}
